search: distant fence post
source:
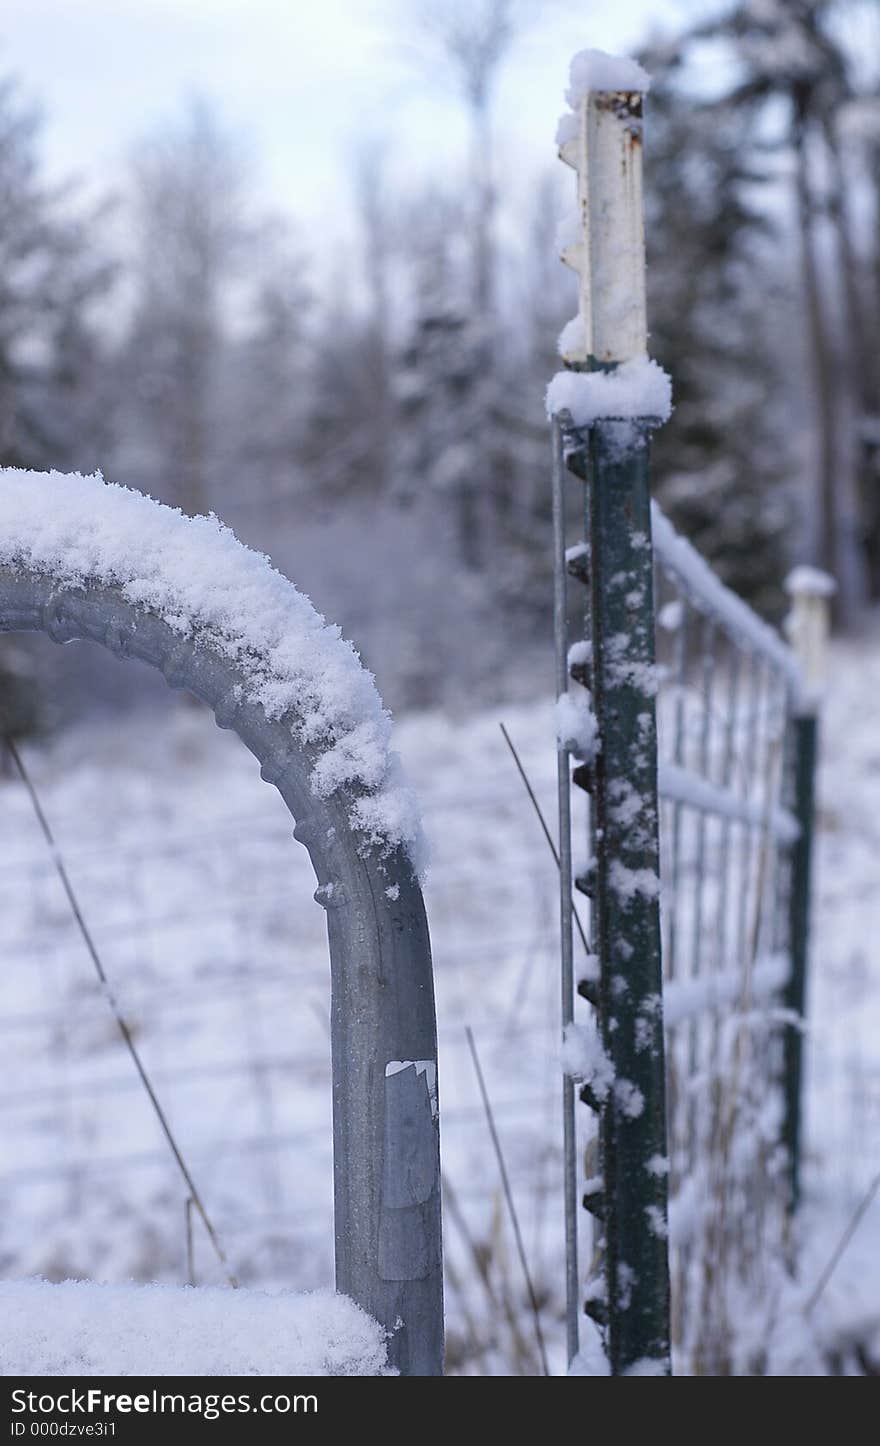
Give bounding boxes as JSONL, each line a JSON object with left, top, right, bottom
{"left": 782, "top": 566, "right": 833, "bottom": 1212}
{"left": 552, "top": 55, "right": 672, "bottom": 1375}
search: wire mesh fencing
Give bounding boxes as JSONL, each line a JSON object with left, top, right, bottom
{"left": 651, "top": 505, "right": 808, "bottom": 1373}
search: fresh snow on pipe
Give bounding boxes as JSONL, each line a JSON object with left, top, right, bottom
{"left": 566, "top": 48, "right": 652, "bottom": 102}
{"left": 562, "top": 1019, "right": 614, "bottom": 1099}
{"left": 546, "top": 358, "right": 673, "bottom": 425}
{"left": 557, "top": 314, "right": 587, "bottom": 359}
{"left": 650, "top": 503, "right": 802, "bottom": 690}
{"left": 556, "top": 47, "right": 651, "bottom": 150}
{"left": 658, "top": 760, "right": 800, "bottom": 845}
{"left": 0, "top": 1279, "right": 392, "bottom": 1376}
{"left": 555, "top": 690, "right": 599, "bottom": 761}
{"left": 555, "top": 111, "right": 579, "bottom": 147}
{"left": 663, "top": 953, "right": 790, "bottom": 1030}
{"left": 785, "top": 564, "right": 836, "bottom": 598}
{"left": 0, "top": 468, "right": 424, "bottom": 872}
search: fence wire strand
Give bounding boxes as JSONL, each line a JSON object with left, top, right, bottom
{"left": 5, "top": 737, "right": 239, "bottom": 1289}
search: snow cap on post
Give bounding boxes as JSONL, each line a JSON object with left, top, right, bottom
{"left": 785, "top": 565, "right": 836, "bottom": 707}
{"left": 555, "top": 48, "right": 650, "bottom": 369}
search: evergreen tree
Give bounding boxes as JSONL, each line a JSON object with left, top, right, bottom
{"left": 391, "top": 192, "right": 485, "bottom": 560}
{"left": 641, "top": 59, "right": 793, "bottom": 616}
{"left": 117, "top": 100, "right": 246, "bottom": 517}
{"left": 228, "top": 219, "right": 313, "bottom": 527}
{"left": 0, "top": 73, "right": 114, "bottom": 474}
{"left": 0, "top": 71, "right": 115, "bottom": 739}
{"left": 665, "top": 0, "right": 880, "bottom": 607}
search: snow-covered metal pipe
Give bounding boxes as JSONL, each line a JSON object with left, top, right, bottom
{"left": 557, "top": 51, "right": 651, "bottom": 367}
{"left": 0, "top": 470, "right": 443, "bottom": 1377}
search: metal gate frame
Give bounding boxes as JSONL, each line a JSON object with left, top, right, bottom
{"left": 0, "top": 563, "right": 443, "bottom": 1376}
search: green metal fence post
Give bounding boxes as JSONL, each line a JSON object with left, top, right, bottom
{"left": 553, "top": 59, "right": 672, "bottom": 1375}
{"left": 782, "top": 567, "right": 833, "bottom": 1212}
{"left": 783, "top": 709, "right": 818, "bottom": 1212}
{"left": 587, "top": 419, "right": 671, "bottom": 1374}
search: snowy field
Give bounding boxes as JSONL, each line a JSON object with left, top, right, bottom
{"left": 0, "top": 628, "right": 878, "bottom": 1375}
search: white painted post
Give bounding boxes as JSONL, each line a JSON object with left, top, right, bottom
{"left": 785, "top": 566, "right": 836, "bottom": 710}
{"left": 558, "top": 75, "right": 648, "bottom": 367}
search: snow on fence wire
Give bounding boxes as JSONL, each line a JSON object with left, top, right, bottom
{"left": 554, "top": 428, "right": 830, "bottom": 1379}
{"left": 651, "top": 525, "right": 829, "bottom": 1374}
{"left": 0, "top": 468, "right": 443, "bottom": 1376}
{"left": 547, "top": 49, "right": 829, "bottom": 1376}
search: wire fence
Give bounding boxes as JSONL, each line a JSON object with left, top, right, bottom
{"left": 0, "top": 495, "right": 834, "bottom": 1380}
{"left": 0, "top": 589, "right": 863, "bottom": 1377}
{"left": 651, "top": 504, "right": 806, "bottom": 1374}
{"left": 551, "top": 406, "right": 823, "bottom": 1376}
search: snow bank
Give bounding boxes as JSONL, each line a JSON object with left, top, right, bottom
{"left": 0, "top": 1278, "right": 391, "bottom": 1376}
{"left": 0, "top": 468, "right": 424, "bottom": 871}
{"left": 546, "top": 359, "right": 672, "bottom": 425}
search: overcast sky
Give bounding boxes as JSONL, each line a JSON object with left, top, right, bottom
{"left": 1, "top": 0, "right": 695, "bottom": 232}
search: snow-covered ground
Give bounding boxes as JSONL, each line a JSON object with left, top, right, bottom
{"left": 0, "top": 1278, "right": 391, "bottom": 1376}
{"left": 795, "top": 626, "right": 880, "bottom": 1370}
{"left": 0, "top": 629, "right": 877, "bottom": 1375}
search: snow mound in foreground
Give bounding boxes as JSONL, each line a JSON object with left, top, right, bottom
{"left": 0, "top": 1279, "right": 392, "bottom": 1376}
{"left": 0, "top": 468, "right": 424, "bottom": 873}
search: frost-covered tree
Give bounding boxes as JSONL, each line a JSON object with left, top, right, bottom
{"left": 641, "top": 59, "right": 792, "bottom": 616}
{"left": 227, "top": 219, "right": 313, "bottom": 524}
{"left": 353, "top": 141, "right": 394, "bottom": 497}
{"left": 117, "top": 100, "right": 247, "bottom": 516}
{"left": 399, "top": 1, "right": 557, "bottom": 571}
{"left": 669, "top": 0, "right": 880, "bottom": 605}
{"left": 295, "top": 272, "right": 392, "bottom": 510}
{"left": 0, "top": 74, "right": 114, "bottom": 475}
{"left": 404, "top": 0, "right": 521, "bottom": 319}
{"left": 391, "top": 190, "right": 486, "bottom": 565}
{"left": 0, "top": 71, "right": 115, "bottom": 739}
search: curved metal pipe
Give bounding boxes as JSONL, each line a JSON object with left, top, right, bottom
{"left": 0, "top": 566, "right": 443, "bottom": 1376}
